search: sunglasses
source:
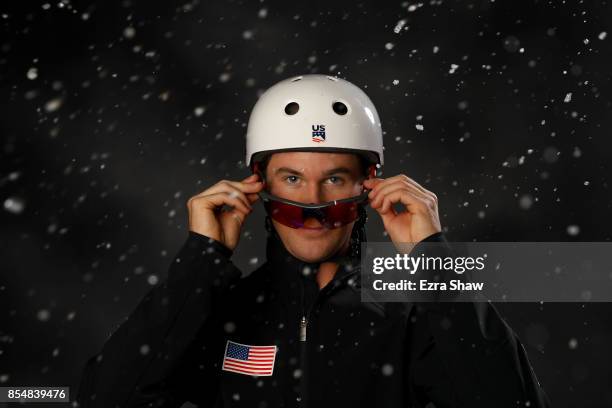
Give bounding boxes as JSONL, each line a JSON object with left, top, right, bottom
{"left": 258, "top": 189, "right": 370, "bottom": 229}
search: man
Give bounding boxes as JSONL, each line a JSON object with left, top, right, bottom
{"left": 76, "top": 75, "right": 550, "bottom": 407}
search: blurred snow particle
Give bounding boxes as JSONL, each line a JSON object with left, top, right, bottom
{"left": 519, "top": 194, "right": 533, "bottom": 210}
{"left": 385, "top": 42, "right": 395, "bottom": 50}
{"left": 503, "top": 35, "right": 521, "bottom": 52}
{"left": 381, "top": 363, "right": 394, "bottom": 376}
{"left": 584, "top": 180, "right": 590, "bottom": 186}
{"left": 47, "top": 223, "right": 58, "bottom": 234}
{"left": 566, "top": 225, "right": 580, "bottom": 236}
{"left": 42, "top": 3, "right": 51, "bottom": 10}
{"left": 293, "top": 369, "right": 302, "bottom": 379}
{"left": 249, "top": 257, "right": 259, "bottom": 265}
{"left": 37, "top": 309, "right": 51, "bottom": 322}
{"left": 564, "top": 92, "right": 572, "bottom": 103}
{"left": 194, "top": 106, "right": 206, "bottom": 117}
{"left": 449, "top": 64, "right": 459, "bottom": 74}
{"left": 140, "top": 344, "right": 150, "bottom": 355}
{"left": 393, "top": 19, "right": 407, "bottom": 34}
{"left": 598, "top": 31, "right": 607, "bottom": 40}
{"left": 580, "top": 290, "right": 592, "bottom": 301}
{"left": 44, "top": 97, "right": 63, "bottom": 112}
{"left": 0, "top": 374, "right": 8, "bottom": 383}
{"left": 219, "top": 72, "right": 231, "bottom": 83}
{"left": 66, "top": 311, "right": 76, "bottom": 321}
{"left": 3, "top": 197, "right": 25, "bottom": 214}
{"left": 242, "top": 30, "right": 254, "bottom": 40}
{"left": 568, "top": 338, "right": 578, "bottom": 349}
{"left": 123, "top": 27, "right": 136, "bottom": 39}
{"left": 392, "top": 79, "right": 399, "bottom": 85}
{"left": 415, "top": 124, "right": 424, "bottom": 131}
{"left": 573, "top": 147, "right": 582, "bottom": 158}
{"left": 258, "top": 8, "right": 268, "bottom": 18}
{"left": 147, "top": 274, "right": 159, "bottom": 285}
{"left": 433, "top": 45, "right": 439, "bottom": 54}
{"left": 52, "top": 348, "right": 60, "bottom": 357}
{"left": 26, "top": 67, "right": 38, "bottom": 80}
{"left": 440, "top": 317, "right": 452, "bottom": 330}
{"left": 224, "top": 321, "right": 236, "bottom": 333}
{"left": 457, "top": 100, "right": 468, "bottom": 110}
{"left": 407, "top": 3, "right": 422, "bottom": 12}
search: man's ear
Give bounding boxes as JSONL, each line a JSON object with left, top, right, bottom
{"left": 252, "top": 162, "right": 268, "bottom": 188}
{"left": 367, "top": 164, "right": 376, "bottom": 179}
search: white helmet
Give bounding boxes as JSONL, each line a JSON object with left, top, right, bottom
{"left": 245, "top": 74, "right": 384, "bottom": 170}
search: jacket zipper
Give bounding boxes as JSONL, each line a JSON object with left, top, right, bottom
{"left": 297, "top": 268, "right": 359, "bottom": 406}
{"left": 298, "top": 275, "right": 317, "bottom": 407}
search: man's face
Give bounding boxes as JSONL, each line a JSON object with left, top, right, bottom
{"left": 265, "top": 151, "right": 366, "bottom": 263}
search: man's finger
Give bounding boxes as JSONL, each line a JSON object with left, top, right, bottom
{"left": 246, "top": 192, "right": 260, "bottom": 204}
{"left": 370, "top": 181, "right": 429, "bottom": 208}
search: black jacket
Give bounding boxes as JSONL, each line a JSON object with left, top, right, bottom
{"left": 76, "top": 230, "right": 551, "bottom": 408}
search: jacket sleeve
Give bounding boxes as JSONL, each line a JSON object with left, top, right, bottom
{"left": 75, "top": 231, "right": 242, "bottom": 408}
{"left": 404, "top": 232, "right": 551, "bottom": 408}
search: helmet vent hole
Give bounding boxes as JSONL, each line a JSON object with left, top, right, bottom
{"left": 291, "top": 76, "right": 303, "bottom": 82}
{"left": 332, "top": 101, "right": 348, "bottom": 115}
{"left": 285, "top": 102, "right": 300, "bottom": 115}
{"left": 326, "top": 76, "right": 338, "bottom": 81}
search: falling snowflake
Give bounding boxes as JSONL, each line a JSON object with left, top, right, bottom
{"left": 566, "top": 225, "right": 580, "bottom": 236}
{"left": 3, "top": 197, "right": 25, "bottom": 214}
{"left": 393, "top": 19, "right": 407, "bottom": 34}
{"left": 381, "top": 363, "right": 394, "bottom": 376}
{"left": 123, "top": 27, "right": 136, "bottom": 39}
{"left": 26, "top": 67, "right": 38, "bottom": 80}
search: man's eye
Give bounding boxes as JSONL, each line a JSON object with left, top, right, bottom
{"left": 326, "top": 176, "right": 343, "bottom": 184}
{"left": 285, "top": 175, "right": 299, "bottom": 184}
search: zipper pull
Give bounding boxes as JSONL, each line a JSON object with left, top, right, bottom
{"left": 299, "top": 316, "right": 308, "bottom": 342}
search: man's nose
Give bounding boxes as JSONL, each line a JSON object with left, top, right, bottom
{"left": 302, "top": 184, "right": 324, "bottom": 204}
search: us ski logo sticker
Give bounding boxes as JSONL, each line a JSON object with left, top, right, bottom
{"left": 312, "top": 124, "right": 326, "bottom": 143}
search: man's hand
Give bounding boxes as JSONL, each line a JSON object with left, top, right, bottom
{"left": 363, "top": 174, "right": 441, "bottom": 244}
{"left": 187, "top": 173, "right": 263, "bottom": 251}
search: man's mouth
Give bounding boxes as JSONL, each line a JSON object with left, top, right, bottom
{"left": 301, "top": 218, "right": 325, "bottom": 230}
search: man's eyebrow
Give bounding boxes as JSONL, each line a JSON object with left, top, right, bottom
{"left": 274, "top": 167, "right": 353, "bottom": 177}
{"left": 322, "top": 167, "right": 352, "bottom": 176}
{"left": 275, "top": 167, "right": 303, "bottom": 176}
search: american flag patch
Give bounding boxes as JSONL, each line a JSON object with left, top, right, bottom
{"left": 221, "top": 340, "right": 278, "bottom": 376}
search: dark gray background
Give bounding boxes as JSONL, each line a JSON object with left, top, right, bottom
{"left": 1, "top": 0, "right": 611, "bottom": 406}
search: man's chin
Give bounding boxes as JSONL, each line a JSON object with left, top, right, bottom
{"left": 289, "top": 245, "right": 334, "bottom": 264}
